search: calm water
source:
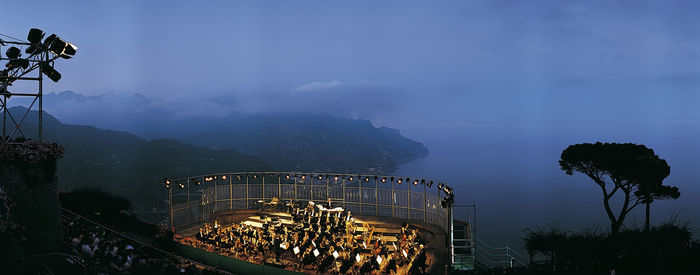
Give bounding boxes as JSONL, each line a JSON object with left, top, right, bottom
{"left": 394, "top": 133, "right": 700, "bottom": 250}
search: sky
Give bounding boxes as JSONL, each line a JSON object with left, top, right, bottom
{"left": 3, "top": 0, "right": 700, "bottom": 247}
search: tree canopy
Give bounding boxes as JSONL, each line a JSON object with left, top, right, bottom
{"left": 559, "top": 142, "right": 678, "bottom": 233}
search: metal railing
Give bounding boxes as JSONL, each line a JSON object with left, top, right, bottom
{"left": 164, "top": 172, "right": 451, "bottom": 235}
{"left": 473, "top": 237, "right": 529, "bottom": 269}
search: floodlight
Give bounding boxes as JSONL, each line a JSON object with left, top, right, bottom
{"left": 6, "top": 47, "right": 21, "bottom": 59}
{"left": 437, "top": 183, "right": 444, "bottom": 190}
{"left": 7, "top": 58, "right": 29, "bottom": 70}
{"left": 40, "top": 62, "right": 61, "bottom": 82}
{"left": 43, "top": 34, "right": 56, "bottom": 47}
{"left": 60, "top": 43, "right": 77, "bottom": 59}
{"left": 397, "top": 178, "right": 402, "bottom": 184}
{"left": 27, "top": 28, "right": 45, "bottom": 44}
{"left": 192, "top": 178, "right": 201, "bottom": 186}
{"left": 221, "top": 175, "right": 227, "bottom": 180}
{"left": 348, "top": 176, "right": 353, "bottom": 181}
{"left": 381, "top": 177, "right": 387, "bottom": 183}
{"left": 237, "top": 175, "right": 242, "bottom": 180}
{"left": 49, "top": 37, "right": 67, "bottom": 55}
{"left": 364, "top": 177, "right": 369, "bottom": 182}
{"left": 413, "top": 180, "right": 419, "bottom": 186}
{"left": 333, "top": 176, "right": 339, "bottom": 181}
{"left": 177, "top": 181, "right": 185, "bottom": 189}
{"left": 301, "top": 175, "right": 306, "bottom": 180}
{"left": 427, "top": 181, "right": 433, "bottom": 187}
{"left": 285, "top": 174, "right": 290, "bottom": 179}
{"left": 164, "top": 178, "right": 172, "bottom": 189}
{"left": 318, "top": 175, "right": 323, "bottom": 180}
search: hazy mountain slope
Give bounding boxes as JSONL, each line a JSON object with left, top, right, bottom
{"left": 14, "top": 91, "right": 429, "bottom": 173}
{"left": 179, "top": 112, "right": 428, "bottom": 172}
{"left": 4, "top": 107, "right": 269, "bottom": 202}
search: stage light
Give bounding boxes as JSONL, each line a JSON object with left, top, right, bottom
{"left": 437, "top": 183, "right": 444, "bottom": 190}
{"left": 413, "top": 180, "right": 419, "bottom": 186}
{"left": 164, "top": 178, "right": 171, "bottom": 189}
{"left": 221, "top": 175, "right": 227, "bottom": 180}
{"left": 253, "top": 174, "right": 258, "bottom": 179}
{"left": 381, "top": 177, "right": 386, "bottom": 183}
{"left": 318, "top": 175, "right": 323, "bottom": 180}
{"left": 333, "top": 176, "right": 339, "bottom": 181}
{"left": 237, "top": 175, "right": 242, "bottom": 180}
{"left": 301, "top": 175, "right": 306, "bottom": 180}
{"left": 285, "top": 174, "right": 291, "bottom": 179}
{"left": 49, "top": 36, "right": 67, "bottom": 55}
{"left": 27, "top": 28, "right": 44, "bottom": 44}
{"left": 364, "top": 177, "right": 370, "bottom": 182}
{"left": 177, "top": 181, "right": 185, "bottom": 189}
{"left": 6, "top": 47, "right": 21, "bottom": 59}
{"left": 192, "top": 178, "right": 201, "bottom": 186}
{"left": 43, "top": 34, "right": 56, "bottom": 47}
{"left": 60, "top": 43, "right": 77, "bottom": 59}
{"left": 421, "top": 179, "right": 425, "bottom": 185}
{"left": 427, "top": 181, "right": 433, "bottom": 187}
{"left": 397, "top": 178, "right": 402, "bottom": 184}
{"left": 40, "top": 62, "right": 61, "bottom": 82}
{"left": 348, "top": 176, "right": 353, "bottom": 181}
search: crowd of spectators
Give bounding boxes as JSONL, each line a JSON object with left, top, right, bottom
{"left": 61, "top": 213, "right": 226, "bottom": 274}
{"left": 184, "top": 200, "right": 429, "bottom": 274}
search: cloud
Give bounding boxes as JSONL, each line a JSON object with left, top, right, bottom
{"left": 296, "top": 80, "right": 343, "bottom": 92}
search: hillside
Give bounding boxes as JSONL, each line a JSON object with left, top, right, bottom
{"left": 13, "top": 91, "right": 429, "bottom": 173}
{"left": 3, "top": 107, "right": 269, "bottom": 202}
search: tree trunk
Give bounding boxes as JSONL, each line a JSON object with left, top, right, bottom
{"left": 645, "top": 202, "right": 651, "bottom": 232}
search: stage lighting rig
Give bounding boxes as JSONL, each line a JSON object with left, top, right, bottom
{"left": 0, "top": 28, "right": 77, "bottom": 146}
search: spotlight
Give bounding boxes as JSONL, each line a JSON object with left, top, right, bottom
{"left": 318, "top": 175, "right": 323, "bottom": 180}
{"left": 237, "top": 175, "right": 242, "bottom": 180}
{"left": 192, "top": 178, "right": 201, "bottom": 186}
{"left": 253, "top": 174, "right": 258, "bottom": 179}
{"left": 40, "top": 62, "right": 61, "bottom": 82}
{"left": 427, "top": 181, "right": 433, "bottom": 187}
{"left": 413, "top": 180, "right": 419, "bottom": 186}
{"left": 164, "top": 178, "right": 171, "bottom": 189}
{"left": 6, "top": 47, "right": 21, "bottom": 59}
{"left": 444, "top": 186, "right": 452, "bottom": 195}
{"left": 348, "top": 176, "right": 353, "bottom": 181}
{"left": 221, "top": 175, "right": 227, "bottom": 180}
{"left": 437, "top": 183, "right": 444, "bottom": 190}
{"left": 381, "top": 178, "right": 386, "bottom": 183}
{"left": 27, "top": 28, "right": 44, "bottom": 44}
{"left": 397, "top": 178, "right": 402, "bottom": 184}
{"left": 364, "top": 177, "right": 370, "bottom": 182}
{"left": 43, "top": 34, "right": 56, "bottom": 47}
{"left": 301, "top": 175, "right": 306, "bottom": 180}
{"left": 421, "top": 179, "right": 425, "bottom": 185}
{"left": 49, "top": 36, "right": 67, "bottom": 55}
{"left": 333, "top": 176, "right": 339, "bottom": 181}
{"left": 285, "top": 174, "right": 291, "bottom": 179}
{"left": 60, "top": 43, "right": 77, "bottom": 59}
{"left": 177, "top": 181, "right": 185, "bottom": 189}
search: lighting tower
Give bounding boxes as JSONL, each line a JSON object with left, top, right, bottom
{"left": 0, "top": 28, "right": 77, "bottom": 146}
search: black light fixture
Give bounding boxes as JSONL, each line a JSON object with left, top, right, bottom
{"left": 27, "top": 28, "right": 44, "bottom": 44}
{"left": 49, "top": 36, "right": 67, "bottom": 55}
{"left": 397, "top": 178, "right": 402, "bottom": 184}
{"left": 427, "top": 181, "right": 433, "bottom": 187}
{"left": 192, "top": 178, "right": 202, "bottom": 186}
{"left": 177, "top": 181, "right": 185, "bottom": 189}
{"left": 40, "top": 62, "right": 61, "bottom": 82}
{"left": 333, "top": 176, "right": 339, "bottom": 181}
{"left": 253, "top": 174, "right": 258, "bottom": 179}
{"left": 285, "top": 174, "right": 291, "bottom": 179}
{"left": 60, "top": 43, "right": 77, "bottom": 59}
{"left": 437, "top": 183, "right": 444, "bottom": 190}
{"left": 381, "top": 177, "right": 387, "bottom": 183}
{"left": 364, "top": 177, "right": 370, "bottom": 182}
{"left": 413, "top": 180, "right": 419, "bottom": 186}
{"left": 6, "top": 47, "right": 21, "bottom": 59}
{"left": 318, "top": 175, "right": 323, "bottom": 180}
{"left": 348, "top": 176, "right": 354, "bottom": 181}
{"left": 301, "top": 174, "right": 306, "bottom": 180}
{"left": 237, "top": 175, "right": 242, "bottom": 180}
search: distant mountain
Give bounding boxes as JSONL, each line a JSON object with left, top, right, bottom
{"left": 179, "top": 113, "right": 428, "bottom": 173}
{"left": 12, "top": 91, "right": 429, "bottom": 173}
{"left": 4, "top": 107, "right": 269, "bottom": 202}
